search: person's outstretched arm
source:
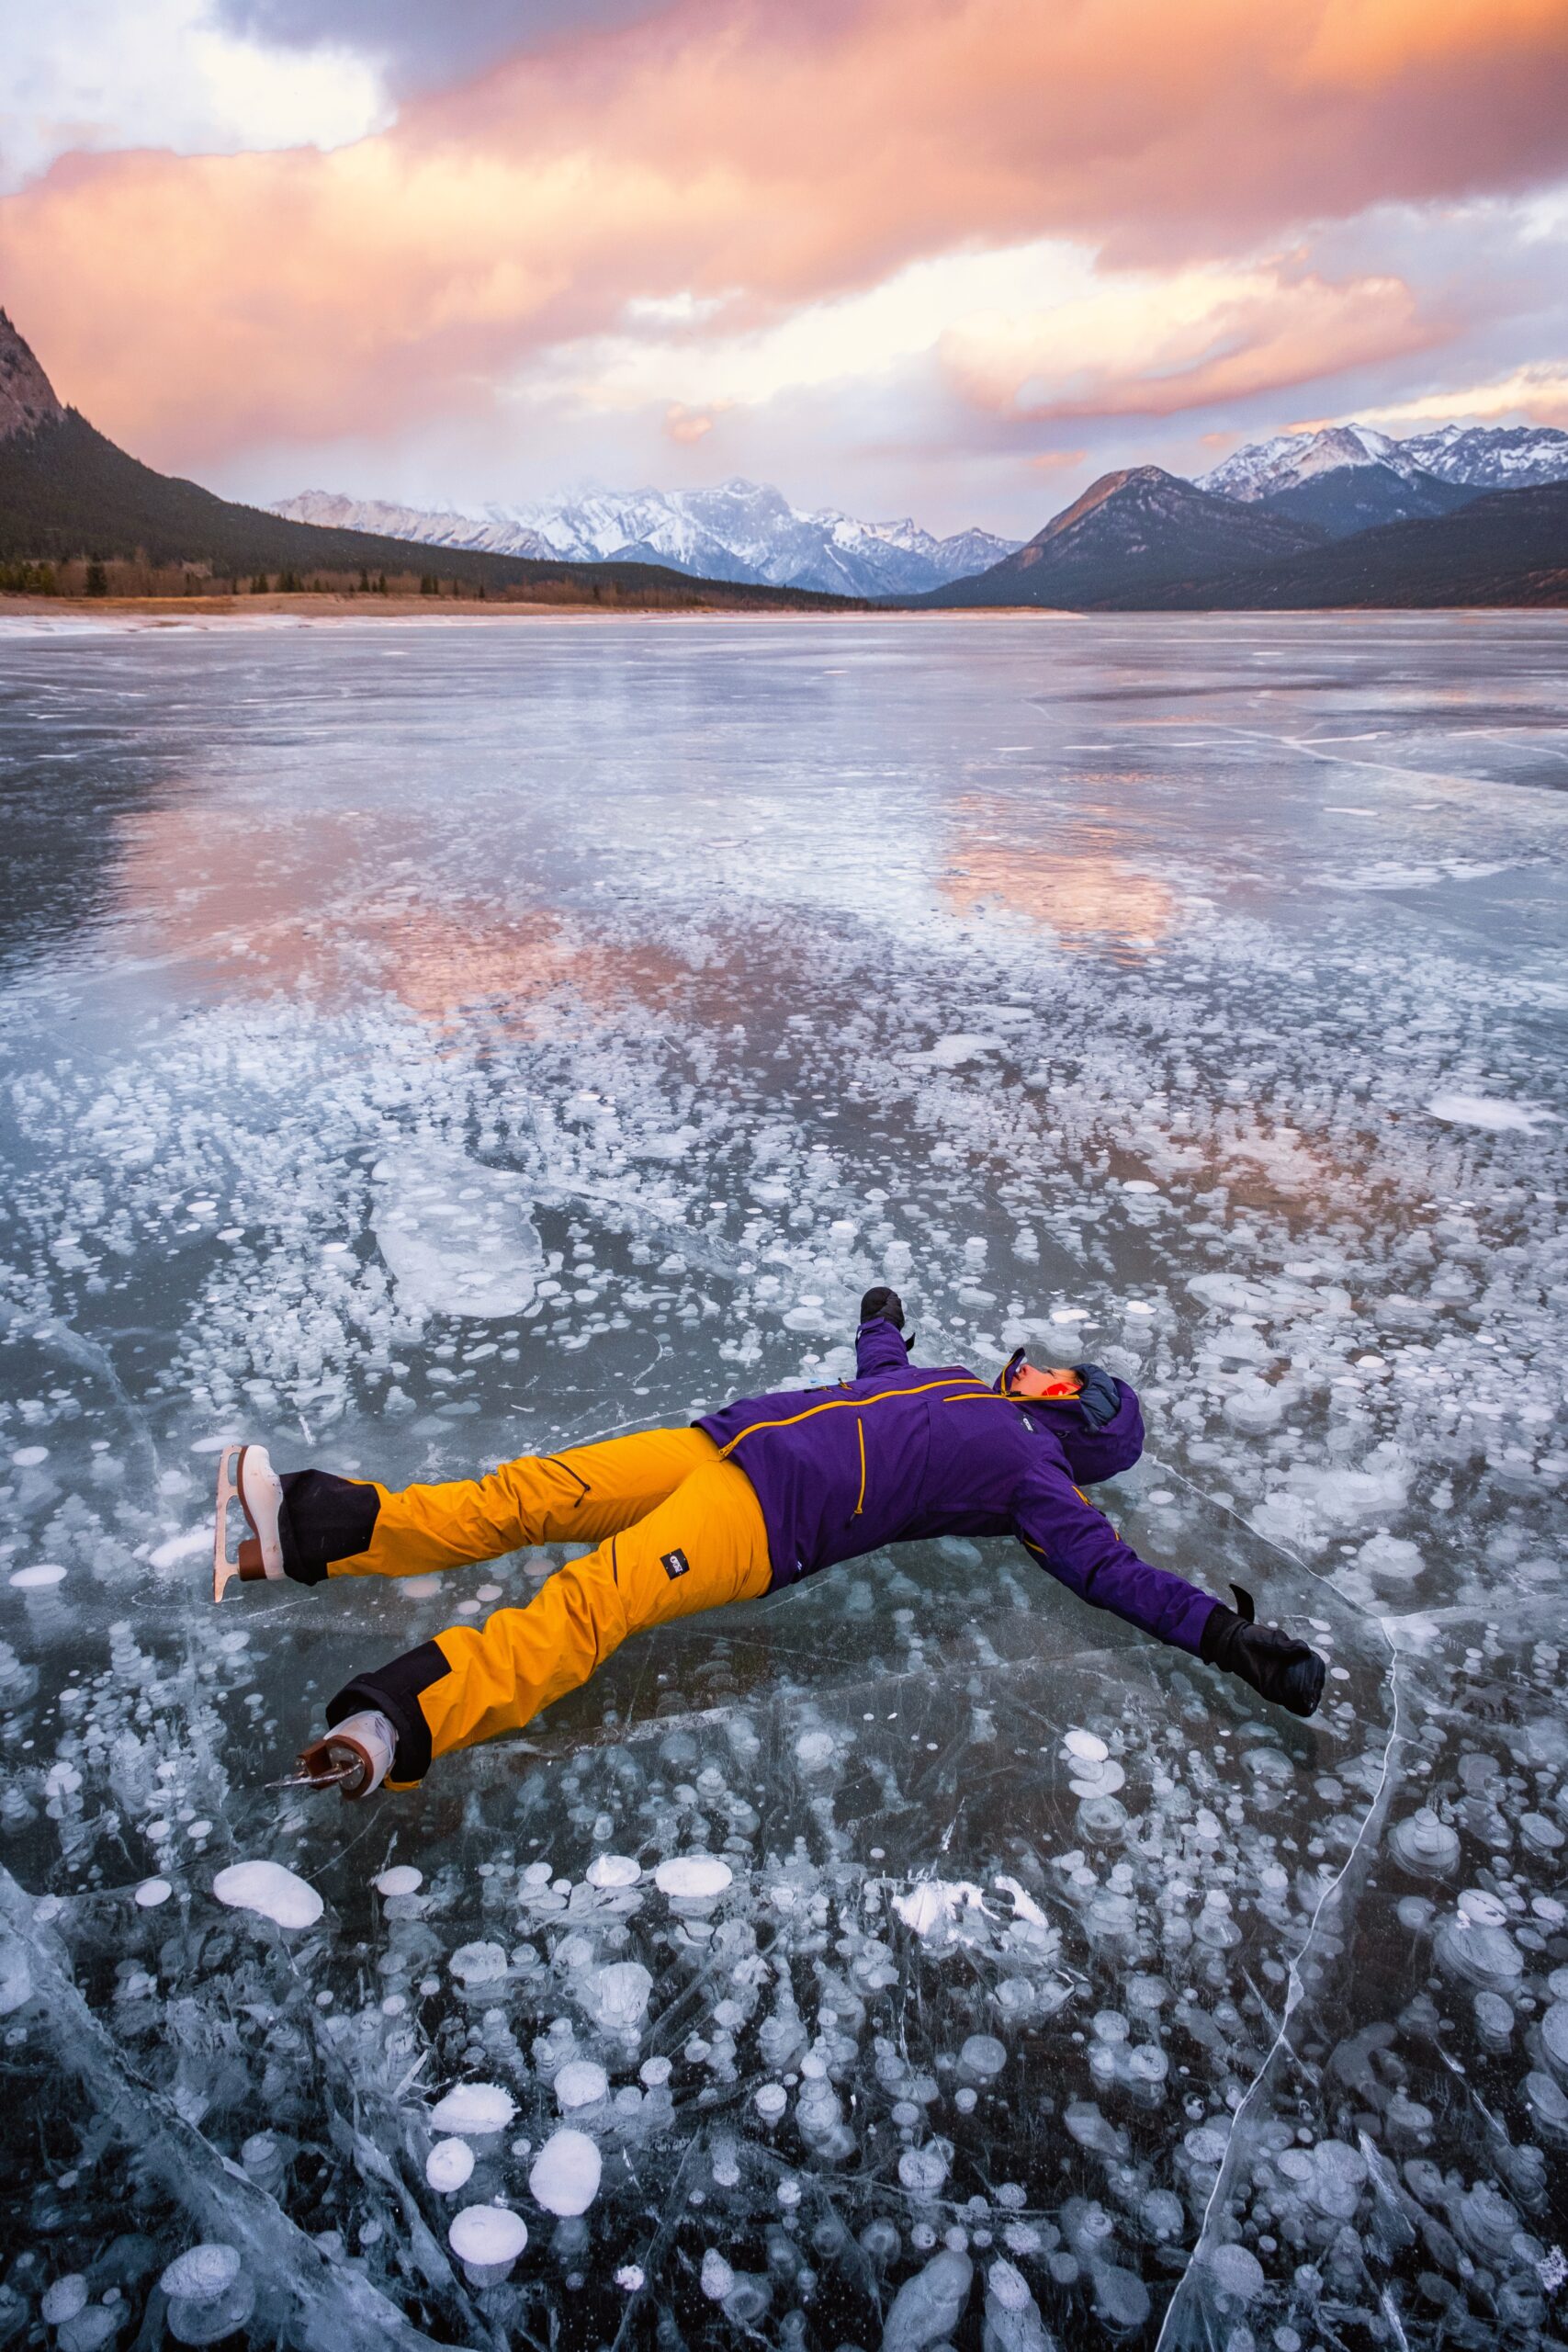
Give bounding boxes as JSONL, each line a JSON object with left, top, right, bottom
{"left": 1011, "top": 1463, "right": 1325, "bottom": 1716}
{"left": 856, "top": 1285, "right": 913, "bottom": 1377}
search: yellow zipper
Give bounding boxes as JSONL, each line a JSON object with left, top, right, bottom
{"left": 853, "top": 1418, "right": 867, "bottom": 1516}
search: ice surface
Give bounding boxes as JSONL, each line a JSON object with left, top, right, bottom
{"left": 2, "top": 614, "right": 1566, "bottom": 2348}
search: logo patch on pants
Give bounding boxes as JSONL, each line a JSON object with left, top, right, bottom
{"left": 661, "top": 1548, "right": 691, "bottom": 1581}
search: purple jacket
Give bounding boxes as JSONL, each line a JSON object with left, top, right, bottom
{"left": 696, "top": 1319, "right": 1218, "bottom": 1656}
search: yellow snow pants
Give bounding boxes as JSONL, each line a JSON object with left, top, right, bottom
{"left": 329, "top": 1428, "right": 771, "bottom": 1782}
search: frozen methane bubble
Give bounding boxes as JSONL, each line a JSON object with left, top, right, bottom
{"left": 701, "top": 2249, "right": 736, "bottom": 2301}
{"left": 374, "top": 1864, "right": 423, "bottom": 1896}
{"left": 448, "top": 1939, "right": 509, "bottom": 1987}
{"left": 1388, "top": 1809, "right": 1461, "bottom": 1877}
{"left": 959, "top": 2033, "right": 1007, "bottom": 2080}
{"left": 211, "top": 1860, "right": 323, "bottom": 1930}
{"left": 0, "top": 1933, "right": 30, "bottom": 2017}
{"left": 897, "top": 2143, "right": 951, "bottom": 2196}
{"left": 529, "top": 2128, "right": 602, "bottom": 2216}
{"left": 1063, "top": 1728, "right": 1108, "bottom": 1763}
{"left": 795, "top": 1728, "right": 836, "bottom": 1770}
{"left": 579, "top": 1959, "right": 653, "bottom": 2034}
{"left": 1435, "top": 1893, "right": 1523, "bottom": 1987}
{"left": 1541, "top": 2001, "right": 1568, "bottom": 2075}
{"left": 585, "top": 1853, "right": 640, "bottom": 1888}
{"left": 8, "top": 1563, "right": 66, "bottom": 1589}
{"left": 373, "top": 1142, "right": 544, "bottom": 1317}
{"left": 881, "top": 2247, "right": 974, "bottom": 2350}
{"left": 425, "top": 2139, "right": 476, "bottom": 2193}
{"left": 555, "top": 2058, "right": 610, "bottom": 2110}
{"left": 984, "top": 2257, "right": 1054, "bottom": 2352}
{"left": 158, "top": 2245, "right": 255, "bottom": 2346}
{"left": 429, "top": 2081, "right": 517, "bottom": 2135}
{"left": 133, "top": 1878, "right": 173, "bottom": 1908}
{"left": 448, "top": 2204, "right": 527, "bottom": 2286}
{"left": 1473, "top": 1990, "right": 1515, "bottom": 2050}
{"left": 1206, "top": 2243, "right": 1267, "bottom": 2303}
{"left": 654, "top": 1855, "right": 732, "bottom": 1900}
{"left": 40, "top": 2277, "right": 88, "bottom": 2324}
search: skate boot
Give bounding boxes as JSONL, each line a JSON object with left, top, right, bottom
{"left": 280, "top": 1710, "right": 396, "bottom": 1799}
{"left": 213, "top": 1443, "right": 286, "bottom": 1601}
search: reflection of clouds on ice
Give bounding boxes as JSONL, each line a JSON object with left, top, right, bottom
{"left": 2, "top": 616, "right": 1566, "bottom": 2348}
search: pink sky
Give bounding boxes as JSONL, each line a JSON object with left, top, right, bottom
{"left": 2, "top": 0, "right": 1566, "bottom": 531}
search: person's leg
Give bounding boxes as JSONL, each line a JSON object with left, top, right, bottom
{"left": 231, "top": 1426, "right": 719, "bottom": 1587}
{"left": 321, "top": 1456, "right": 772, "bottom": 1785}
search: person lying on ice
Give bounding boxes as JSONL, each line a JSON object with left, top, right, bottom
{"left": 213, "top": 1287, "right": 1326, "bottom": 1797}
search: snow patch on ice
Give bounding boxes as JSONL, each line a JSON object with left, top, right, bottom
{"left": 211, "top": 1860, "right": 323, "bottom": 1930}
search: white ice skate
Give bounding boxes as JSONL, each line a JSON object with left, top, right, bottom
{"left": 273, "top": 1711, "right": 395, "bottom": 1800}
{"left": 213, "top": 1442, "right": 286, "bottom": 1601}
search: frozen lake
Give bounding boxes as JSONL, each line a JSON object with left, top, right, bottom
{"left": 1, "top": 610, "right": 1565, "bottom": 2350}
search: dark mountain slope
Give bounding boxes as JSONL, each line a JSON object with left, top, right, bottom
{"left": 1260, "top": 461, "right": 1478, "bottom": 541}
{"left": 1099, "top": 481, "right": 1568, "bottom": 610}
{"left": 914, "top": 468, "right": 1324, "bottom": 608}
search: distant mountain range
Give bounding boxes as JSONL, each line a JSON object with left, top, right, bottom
{"left": 1191, "top": 418, "right": 1568, "bottom": 542}
{"left": 283, "top": 419, "right": 1568, "bottom": 611}
{"left": 916, "top": 421, "right": 1568, "bottom": 612}
{"left": 0, "top": 300, "right": 1563, "bottom": 613}
{"left": 272, "top": 482, "right": 1021, "bottom": 599}
{"left": 1199, "top": 419, "right": 1568, "bottom": 501}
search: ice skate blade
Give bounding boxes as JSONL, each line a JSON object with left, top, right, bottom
{"left": 213, "top": 1445, "right": 243, "bottom": 1603}
{"left": 268, "top": 1763, "right": 361, "bottom": 1792}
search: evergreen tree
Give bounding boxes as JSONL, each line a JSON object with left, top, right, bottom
{"left": 85, "top": 559, "right": 108, "bottom": 596}
{"left": 252, "top": 573, "right": 268, "bottom": 594}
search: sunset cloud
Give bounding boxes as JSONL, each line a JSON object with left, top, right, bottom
{"left": 1, "top": 0, "right": 1564, "bottom": 525}
{"left": 940, "top": 266, "right": 1438, "bottom": 422}
{"left": 1303, "top": 359, "right": 1568, "bottom": 430}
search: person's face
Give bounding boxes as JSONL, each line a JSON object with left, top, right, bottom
{"left": 1006, "top": 1361, "right": 1082, "bottom": 1400}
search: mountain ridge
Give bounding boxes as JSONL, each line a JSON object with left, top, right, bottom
{"left": 1092, "top": 480, "right": 1568, "bottom": 611}
{"left": 271, "top": 481, "right": 1021, "bottom": 599}
{"left": 913, "top": 467, "right": 1325, "bottom": 608}
{"left": 1198, "top": 418, "right": 1568, "bottom": 503}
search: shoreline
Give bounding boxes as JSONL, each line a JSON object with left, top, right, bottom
{"left": 0, "top": 593, "right": 1560, "bottom": 628}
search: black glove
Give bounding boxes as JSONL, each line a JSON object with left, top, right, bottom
{"left": 1071, "top": 1363, "right": 1120, "bottom": 1429}
{"left": 1201, "top": 1588, "right": 1325, "bottom": 1718}
{"left": 860, "top": 1286, "right": 906, "bottom": 1330}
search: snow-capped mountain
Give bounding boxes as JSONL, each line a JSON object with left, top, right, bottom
{"left": 1396, "top": 422, "right": 1568, "bottom": 490}
{"left": 1198, "top": 421, "right": 1568, "bottom": 502}
{"left": 1197, "top": 423, "right": 1422, "bottom": 501}
{"left": 270, "top": 480, "right": 1021, "bottom": 598}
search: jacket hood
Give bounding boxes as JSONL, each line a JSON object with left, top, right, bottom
{"left": 1028, "top": 1376, "right": 1145, "bottom": 1484}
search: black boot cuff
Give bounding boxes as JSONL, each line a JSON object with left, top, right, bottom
{"left": 326, "top": 1639, "right": 449, "bottom": 1783}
